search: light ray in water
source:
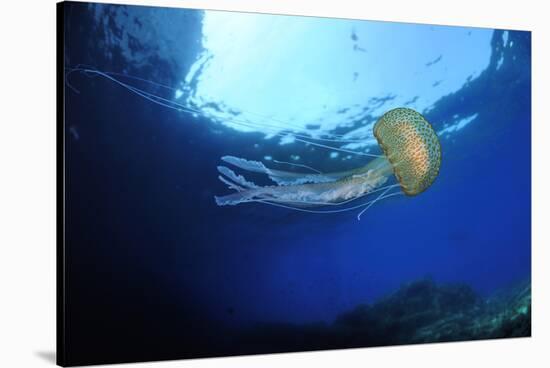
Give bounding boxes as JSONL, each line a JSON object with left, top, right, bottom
{"left": 65, "top": 67, "right": 383, "bottom": 157}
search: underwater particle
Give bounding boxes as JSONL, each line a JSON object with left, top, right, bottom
{"left": 174, "top": 88, "right": 183, "bottom": 99}
{"left": 226, "top": 307, "right": 235, "bottom": 316}
{"left": 330, "top": 152, "right": 339, "bottom": 159}
{"left": 404, "top": 96, "right": 419, "bottom": 106}
{"left": 425, "top": 55, "right": 442, "bottom": 67}
{"left": 69, "top": 125, "right": 80, "bottom": 141}
{"left": 290, "top": 154, "right": 301, "bottom": 161}
{"left": 280, "top": 135, "right": 296, "bottom": 145}
{"left": 264, "top": 155, "right": 273, "bottom": 161}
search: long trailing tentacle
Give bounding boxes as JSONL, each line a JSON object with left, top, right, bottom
{"left": 356, "top": 184, "right": 394, "bottom": 220}
{"left": 271, "top": 159, "right": 322, "bottom": 174}
{"left": 65, "top": 67, "right": 383, "bottom": 157}
{"left": 65, "top": 66, "right": 403, "bottom": 218}
{"left": 65, "top": 66, "right": 372, "bottom": 142}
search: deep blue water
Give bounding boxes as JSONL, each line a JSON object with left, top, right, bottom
{"left": 62, "top": 1, "right": 531, "bottom": 364}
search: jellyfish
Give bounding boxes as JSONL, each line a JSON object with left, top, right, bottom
{"left": 215, "top": 108, "right": 441, "bottom": 219}
{"left": 65, "top": 68, "right": 441, "bottom": 219}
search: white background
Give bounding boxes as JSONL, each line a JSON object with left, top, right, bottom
{"left": 0, "top": 0, "right": 548, "bottom": 367}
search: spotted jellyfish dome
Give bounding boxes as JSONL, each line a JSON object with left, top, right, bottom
{"left": 373, "top": 108, "right": 442, "bottom": 196}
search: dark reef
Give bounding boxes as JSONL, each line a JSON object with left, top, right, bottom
{"left": 240, "top": 279, "right": 531, "bottom": 353}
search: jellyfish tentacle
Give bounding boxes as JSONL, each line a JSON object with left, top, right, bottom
{"left": 71, "top": 68, "right": 380, "bottom": 155}
{"left": 356, "top": 185, "right": 395, "bottom": 220}
{"left": 65, "top": 67, "right": 371, "bottom": 143}
{"left": 272, "top": 159, "right": 322, "bottom": 174}
{"left": 77, "top": 65, "right": 177, "bottom": 91}
{"left": 291, "top": 137, "right": 383, "bottom": 158}
{"left": 66, "top": 67, "right": 385, "bottom": 157}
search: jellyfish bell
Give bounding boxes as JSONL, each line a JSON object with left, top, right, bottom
{"left": 373, "top": 108, "right": 441, "bottom": 196}
{"left": 215, "top": 107, "right": 442, "bottom": 219}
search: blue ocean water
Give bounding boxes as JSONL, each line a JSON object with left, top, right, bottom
{"left": 62, "top": 2, "right": 531, "bottom": 363}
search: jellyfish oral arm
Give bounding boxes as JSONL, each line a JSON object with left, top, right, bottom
{"left": 215, "top": 162, "right": 392, "bottom": 208}
{"left": 221, "top": 155, "right": 358, "bottom": 186}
